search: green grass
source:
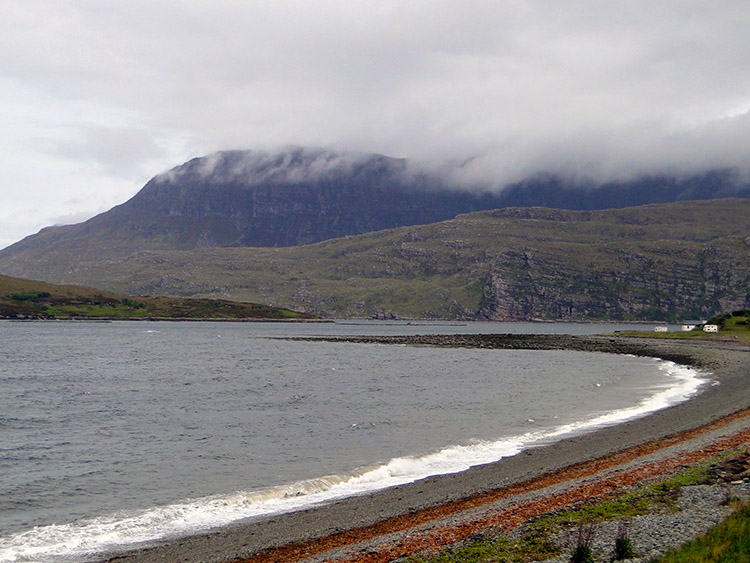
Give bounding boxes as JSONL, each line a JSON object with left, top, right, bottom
{"left": 0, "top": 274, "right": 317, "bottom": 320}
{"left": 651, "top": 502, "right": 750, "bottom": 563}
{"left": 403, "top": 534, "right": 560, "bottom": 563}
{"left": 43, "top": 303, "right": 152, "bottom": 318}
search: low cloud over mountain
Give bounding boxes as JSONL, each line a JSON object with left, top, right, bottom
{"left": 1, "top": 147, "right": 749, "bottom": 278}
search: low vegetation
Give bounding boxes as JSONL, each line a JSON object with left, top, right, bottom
{"left": 402, "top": 451, "right": 747, "bottom": 563}
{"left": 401, "top": 534, "right": 560, "bottom": 563}
{"left": 651, "top": 503, "right": 750, "bottom": 563}
{"left": 0, "top": 275, "right": 316, "bottom": 320}
{"left": 613, "top": 521, "right": 637, "bottom": 560}
{"left": 706, "top": 309, "right": 750, "bottom": 331}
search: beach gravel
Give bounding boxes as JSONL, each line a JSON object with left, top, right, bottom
{"left": 535, "top": 482, "right": 750, "bottom": 563}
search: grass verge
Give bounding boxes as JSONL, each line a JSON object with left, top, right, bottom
{"left": 651, "top": 502, "right": 750, "bottom": 563}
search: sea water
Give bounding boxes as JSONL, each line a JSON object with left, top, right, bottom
{"left": 0, "top": 321, "right": 706, "bottom": 562}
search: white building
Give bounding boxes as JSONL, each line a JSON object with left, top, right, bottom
{"left": 681, "top": 319, "right": 704, "bottom": 331}
{"left": 703, "top": 324, "right": 719, "bottom": 333}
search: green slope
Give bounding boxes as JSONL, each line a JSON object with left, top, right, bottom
{"left": 1, "top": 199, "right": 748, "bottom": 321}
{"left": 0, "top": 275, "right": 316, "bottom": 320}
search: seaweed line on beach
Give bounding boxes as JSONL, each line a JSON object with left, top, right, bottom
{"left": 228, "top": 410, "right": 750, "bottom": 563}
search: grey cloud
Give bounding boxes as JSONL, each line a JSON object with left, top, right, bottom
{"left": 159, "top": 146, "right": 419, "bottom": 187}
{"left": 52, "top": 124, "right": 169, "bottom": 177}
{"left": 3, "top": 0, "right": 750, "bottom": 248}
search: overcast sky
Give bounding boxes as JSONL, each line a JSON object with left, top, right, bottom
{"left": 2, "top": 1, "right": 750, "bottom": 249}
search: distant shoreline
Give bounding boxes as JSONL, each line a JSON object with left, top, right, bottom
{"left": 98, "top": 334, "right": 750, "bottom": 563}
{"left": 1, "top": 316, "right": 332, "bottom": 322}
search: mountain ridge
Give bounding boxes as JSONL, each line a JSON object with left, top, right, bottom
{"left": 4, "top": 147, "right": 497, "bottom": 256}
{"left": 2, "top": 147, "right": 749, "bottom": 265}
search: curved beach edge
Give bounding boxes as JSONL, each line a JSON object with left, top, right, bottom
{"left": 96, "top": 335, "right": 750, "bottom": 563}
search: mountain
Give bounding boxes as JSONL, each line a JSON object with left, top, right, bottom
{"left": 0, "top": 274, "right": 315, "bottom": 320}
{"left": 3, "top": 199, "right": 747, "bottom": 322}
{"left": 0, "top": 148, "right": 506, "bottom": 270}
{"left": 1, "top": 147, "right": 749, "bottom": 282}
{"left": 494, "top": 168, "right": 750, "bottom": 209}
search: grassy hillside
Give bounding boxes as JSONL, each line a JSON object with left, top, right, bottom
{"left": 0, "top": 275, "right": 316, "bottom": 320}
{"left": 1, "top": 199, "right": 748, "bottom": 321}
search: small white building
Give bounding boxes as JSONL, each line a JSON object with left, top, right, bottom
{"left": 703, "top": 324, "right": 719, "bottom": 333}
{"left": 654, "top": 326, "right": 668, "bottom": 332}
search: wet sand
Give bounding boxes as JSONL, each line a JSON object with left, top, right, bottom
{"left": 97, "top": 335, "right": 750, "bottom": 563}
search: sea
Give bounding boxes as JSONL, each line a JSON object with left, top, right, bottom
{"left": 0, "top": 320, "right": 709, "bottom": 562}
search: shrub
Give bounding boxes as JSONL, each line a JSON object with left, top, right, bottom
{"left": 10, "top": 291, "right": 51, "bottom": 301}
{"left": 614, "top": 520, "right": 637, "bottom": 560}
{"left": 570, "top": 520, "right": 597, "bottom": 563}
{"left": 571, "top": 544, "right": 594, "bottom": 563}
{"left": 120, "top": 298, "right": 146, "bottom": 309}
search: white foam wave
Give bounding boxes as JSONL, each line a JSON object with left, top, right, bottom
{"left": 0, "top": 361, "right": 707, "bottom": 563}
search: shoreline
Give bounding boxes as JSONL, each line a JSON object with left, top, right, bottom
{"left": 96, "top": 334, "right": 750, "bottom": 563}
{"left": 1, "top": 317, "right": 331, "bottom": 322}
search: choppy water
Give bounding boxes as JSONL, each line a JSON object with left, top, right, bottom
{"left": 0, "top": 321, "right": 706, "bottom": 562}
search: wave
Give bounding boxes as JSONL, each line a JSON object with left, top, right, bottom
{"left": 0, "top": 360, "right": 707, "bottom": 563}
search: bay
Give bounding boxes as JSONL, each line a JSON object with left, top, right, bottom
{"left": 0, "top": 320, "right": 704, "bottom": 562}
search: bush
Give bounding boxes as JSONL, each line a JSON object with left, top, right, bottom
{"left": 120, "top": 298, "right": 146, "bottom": 309}
{"left": 571, "top": 544, "right": 594, "bottom": 563}
{"left": 614, "top": 536, "right": 636, "bottom": 560}
{"left": 10, "top": 291, "right": 51, "bottom": 301}
{"left": 570, "top": 520, "right": 597, "bottom": 563}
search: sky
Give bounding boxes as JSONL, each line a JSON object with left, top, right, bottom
{"left": 2, "top": 1, "right": 750, "bottom": 249}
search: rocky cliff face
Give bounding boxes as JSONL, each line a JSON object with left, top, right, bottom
{"left": 475, "top": 237, "right": 750, "bottom": 321}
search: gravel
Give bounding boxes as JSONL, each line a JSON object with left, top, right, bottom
{"left": 527, "top": 481, "right": 750, "bottom": 562}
